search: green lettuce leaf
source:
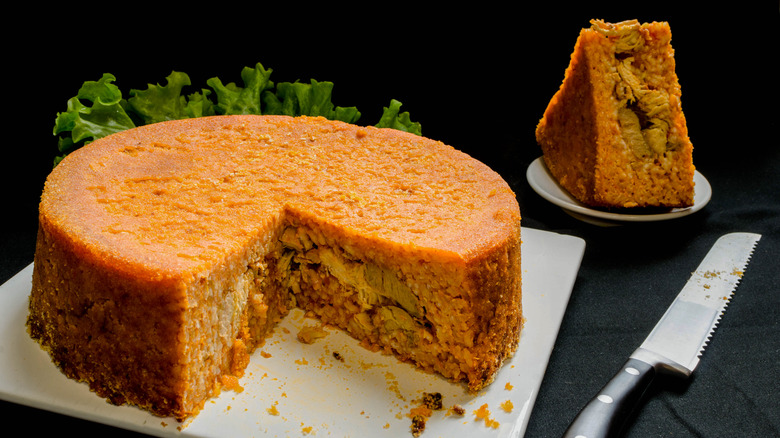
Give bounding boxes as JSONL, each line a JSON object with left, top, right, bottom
{"left": 52, "top": 62, "right": 420, "bottom": 167}
{"left": 53, "top": 73, "right": 137, "bottom": 164}
{"left": 182, "top": 90, "right": 217, "bottom": 119}
{"left": 127, "top": 71, "right": 216, "bottom": 124}
{"left": 263, "top": 79, "right": 361, "bottom": 124}
{"left": 206, "top": 62, "right": 274, "bottom": 115}
{"left": 375, "top": 99, "right": 422, "bottom": 135}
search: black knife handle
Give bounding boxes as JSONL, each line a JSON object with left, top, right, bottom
{"left": 562, "top": 358, "right": 656, "bottom": 438}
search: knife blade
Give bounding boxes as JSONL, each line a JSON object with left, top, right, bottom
{"left": 562, "top": 232, "right": 761, "bottom": 438}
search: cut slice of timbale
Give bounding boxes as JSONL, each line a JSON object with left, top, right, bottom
{"left": 535, "top": 19, "right": 695, "bottom": 208}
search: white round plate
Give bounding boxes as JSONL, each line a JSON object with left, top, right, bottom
{"left": 526, "top": 157, "right": 712, "bottom": 226}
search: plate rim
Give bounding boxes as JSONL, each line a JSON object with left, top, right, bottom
{"left": 526, "top": 156, "right": 712, "bottom": 223}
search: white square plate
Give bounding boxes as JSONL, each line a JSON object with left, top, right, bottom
{"left": 0, "top": 227, "right": 584, "bottom": 437}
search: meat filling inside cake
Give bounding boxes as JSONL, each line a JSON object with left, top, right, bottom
{"left": 267, "top": 219, "right": 513, "bottom": 388}
{"left": 595, "top": 20, "right": 682, "bottom": 160}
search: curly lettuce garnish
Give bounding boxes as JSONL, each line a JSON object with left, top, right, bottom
{"left": 52, "top": 73, "right": 136, "bottom": 166}
{"left": 53, "top": 62, "right": 420, "bottom": 166}
{"left": 127, "top": 71, "right": 216, "bottom": 124}
{"left": 205, "top": 63, "right": 273, "bottom": 117}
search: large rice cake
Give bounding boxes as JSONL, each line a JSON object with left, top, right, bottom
{"left": 27, "top": 114, "right": 523, "bottom": 420}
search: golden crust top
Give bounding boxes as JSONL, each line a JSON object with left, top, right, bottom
{"left": 40, "top": 115, "right": 520, "bottom": 282}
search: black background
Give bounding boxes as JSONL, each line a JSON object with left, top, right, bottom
{"left": 2, "top": 3, "right": 779, "bottom": 437}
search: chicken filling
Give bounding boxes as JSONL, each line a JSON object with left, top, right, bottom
{"left": 592, "top": 19, "right": 677, "bottom": 159}
{"left": 274, "top": 226, "right": 427, "bottom": 346}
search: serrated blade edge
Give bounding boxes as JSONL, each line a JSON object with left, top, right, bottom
{"left": 634, "top": 232, "right": 761, "bottom": 375}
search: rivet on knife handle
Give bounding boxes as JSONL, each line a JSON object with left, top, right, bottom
{"left": 562, "top": 232, "right": 761, "bottom": 438}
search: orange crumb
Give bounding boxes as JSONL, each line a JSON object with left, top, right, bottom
{"left": 219, "top": 374, "right": 244, "bottom": 393}
{"left": 473, "top": 403, "right": 490, "bottom": 420}
{"left": 473, "top": 403, "right": 500, "bottom": 428}
{"left": 260, "top": 350, "right": 272, "bottom": 358}
{"left": 500, "top": 400, "right": 514, "bottom": 412}
{"left": 504, "top": 382, "right": 514, "bottom": 390}
{"left": 267, "top": 402, "right": 280, "bottom": 416}
{"left": 409, "top": 405, "right": 432, "bottom": 419}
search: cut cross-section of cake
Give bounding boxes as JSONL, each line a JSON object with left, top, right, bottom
{"left": 535, "top": 19, "right": 695, "bottom": 208}
{"left": 27, "top": 114, "right": 522, "bottom": 421}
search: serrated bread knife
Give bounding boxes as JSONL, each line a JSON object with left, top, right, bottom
{"left": 563, "top": 232, "right": 761, "bottom": 438}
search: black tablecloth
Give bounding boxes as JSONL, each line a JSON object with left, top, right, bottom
{"left": 2, "top": 4, "right": 778, "bottom": 437}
